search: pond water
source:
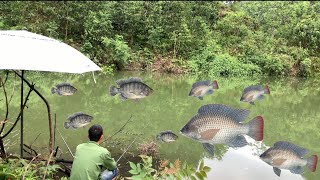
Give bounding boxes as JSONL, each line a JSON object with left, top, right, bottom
{"left": 1, "top": 71, "right": 319, "bottom": 180}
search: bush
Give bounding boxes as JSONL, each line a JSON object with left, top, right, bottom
{"left": 208, "top": 54, "right": 261, "bottom": 77}
{"left": 127, "top": 155, "right": 211, "bottom": 180}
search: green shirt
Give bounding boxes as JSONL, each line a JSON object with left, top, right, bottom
{"left": 70, "top": 141, "right": 117, "bottom": 180}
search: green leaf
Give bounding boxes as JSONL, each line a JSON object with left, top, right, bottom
{"left": 129, "top": 162, "right": 137, "bottom": 170}
{"left": 199, "top": 160, "right": 204, "bottom": 170}
{"left": 137, "top": 163, "right": 142, "bottom": 172}
{"left": 200, "top": 170, "right": 207, "bottom": 178}
{"left": 203, "top": 166, "right": 211, "bottom": 173}
{"left": 129, "top": 169, "right": 139, "bottom": 175}
{"left": 195, "top": 172, "right": 204, "bottom": 180}
{"left": 190, "top": 175, "right": 197, "bottom": 180}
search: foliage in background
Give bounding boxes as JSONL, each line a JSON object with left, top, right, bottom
{"left": 0, "top": 158, "right": 64, "bottom": 180}
{"left": 127, "top": 155, "right": 211, "bottom": 180}
{"left": 0, "top": 1, "right": 319, "bottom": 77}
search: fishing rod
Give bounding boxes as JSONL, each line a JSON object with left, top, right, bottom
{"left": 115, "top": 124, "right": 146, "bottom": 163}
{"left": 57, "top": 128, "right": 74, "bottom": 158}
{"left": 116, "top": 136, "right": 138, "bottom": 163}
{"left": 102, "top": 114, "right": 133, "bottom": 144}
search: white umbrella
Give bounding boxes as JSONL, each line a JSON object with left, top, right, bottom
{"left": 0, "top": 30, "right": 101, "bottom": 73}
{"left": 0, "top": 30, "right": 101, "bottom": 158}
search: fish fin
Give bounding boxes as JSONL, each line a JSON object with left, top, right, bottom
{"left": 264, "top": 85, "right": 270, "bottom": 94}
{"left": 51, "top": 87, "right": 56, "bottom": 94}
{"left": 289, "top": 166, "right": 304, "bottom": 174}
{"left": 198, "top": 96, "right": 204, "bottom": 100}
{"left": 206, "top": 89, "right": 214, "bottom": 95}
{"left": 211, "top": 80, "right": 219, "bottom": 89}
{"left": 162, "top": 130, "right": 173, "bottom": 133}
{"left": 273, "top": 141, "right": 309, "bottom": 157}
{"left": 202, "top": 143, "right": 214, "bottom": 155}
{"left": 119, "top": 93, "right": 127, "bottom": 101}
{"left": 198, "top": 104, "right": 250, "bottom": 123}
{"left": 56, "top": 82, "right": 72, "bottom": 87}
{"left": 200, "top": 129, "right": 220, "bottom": 140}
{"left": 109, "top": 86, "right": 119, "bottom": 96}
{"left": 273, "top": 167, "right": 281, "bottom": 177}
{"left": 307, "top": 155, "right": 318, "bottom": 172}
{"left": 116, "top": 77, "right": 142, "bottom": 86}
{"left": 192, "top": 80, "right": 211, "bottom": 88}
{"left": 127, "top": 77, "right": 143, "bottom": 82}
{"left": 257, "top": 94, "right": 264, "bottom": 100}
{"left": 227, "top": 135, "right": 248, "bottom": 148}
{"left": 243, "top": 85, "right": 262, "bottom": 94}
{"left": 249, "top": 101, "right": 255, "bottom": 105}
{"left": 247, "top": 116, "right": 264, "bottom": 141}
{"left": 64, "top": 122, "right": 71, "bottom": 129}
{"left": 67, "top": 112, "right": 85, "bottom": 120}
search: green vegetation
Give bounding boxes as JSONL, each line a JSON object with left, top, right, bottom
{"left": 127, "top": 155, "right": 211, "bottom": 180}
{"left": 0, "top": 1, "right": 319, "bottom": 77}
{"left": 0, "top": 158, "right": 64, "bottom": 180}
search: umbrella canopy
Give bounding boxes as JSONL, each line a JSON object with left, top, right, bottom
{"left": 0, "top": 30, "right": 101, "bottom": 73}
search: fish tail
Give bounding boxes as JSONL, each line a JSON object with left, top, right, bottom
{"left": 109, "top": 86, "right": 119, "bottom": 96}
{"left": 51, "top": 87, "right": 56, "bottom": 94}
{"left": 307, "top": 155, "right": 318, "bottom": 172}
{"left": 64, "top": 122, "right": 71, "bottom": 129}
{"left": 264, "top": 85, "right": 270, "bottom": 94}
{"left": 247, "top": 116, "right": 264, "bottom": 141}
{"left": 212, "top": 80, "right": 219, "bottom": 89}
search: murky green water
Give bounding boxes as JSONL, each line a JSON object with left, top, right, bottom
{"left": 1, "top": 71, "right": 319, "bottom": 180}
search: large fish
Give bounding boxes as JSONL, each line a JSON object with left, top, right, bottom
{"left": 51, "top": 83, "right": 77, "bottom": 96}
{"left": 180, "top": 104, "right": 264, "bottom": 155}
{"left": 188, "top": 80, "right": 219, "bottom": 100}
{"left": 260, "top": 141, "right": 318, "bottom": 177}
{"left": 156, "top": 131, "right": 178, "bottom": 142}
{"left": 64, "top": 112, "right": 93, "bottom": 129}
{"left": 240, "top": 85, "right": 270, "bottom": 105}
{"left": 109, "top": 77, "right": 153, "bottom": 101}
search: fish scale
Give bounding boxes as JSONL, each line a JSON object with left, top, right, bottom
{"left": 181, "top": 104, "right": 264, "bottom": 155}
{"left": 267, "top": 148, "right": 307, "bottom": 168}
{"left": 192, "top": 114, "right": 248, "bottom": 143}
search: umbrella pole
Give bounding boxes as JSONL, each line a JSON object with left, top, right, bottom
{"left": 20, "top": 70, "right": 24, "bottom": 158}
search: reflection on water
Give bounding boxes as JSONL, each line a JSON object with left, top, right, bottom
{"left": 203, "top": 138, "right": 304, "bottom": 180}
{"left": 0, "top": 71, "right": 319, "bottom": 179}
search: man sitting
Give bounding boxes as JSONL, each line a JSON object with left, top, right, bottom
{"left": 70, "top": 124, "right": 119, "bottom": 180}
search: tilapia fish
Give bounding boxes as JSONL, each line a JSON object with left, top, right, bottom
{"left": 64, "top": 112, "right": 93, "bottom": 129}
{"left": 180, "top": 104, "right": 264, "bottom": 155}
{"left": 51, "top": 83, "right": 77, "bottom": 96}
{"left": 156, "top": 130, "right": 178, "bottom": 142}
{"left": 240, "top": 85, "right": 270, "bottom": 105}
{"left": 260, "top": 141, "right": 318, "bottom": 177}
{"left": 109, "top": 77, "right": 153, "bottom": 101}
{"left": 189, "top": 80, "right": 219, "bottom": 100}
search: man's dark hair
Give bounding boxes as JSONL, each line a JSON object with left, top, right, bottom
{"left": 88, "top": 124, "right": 103, "bottom": 142}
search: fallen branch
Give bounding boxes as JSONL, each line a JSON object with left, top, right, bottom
{"left": 23, "top": 144, "right": 38, "bottom": 156}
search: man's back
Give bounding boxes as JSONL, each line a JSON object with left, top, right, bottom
{"left": 70, "top": 141, "right": 116, "bottom": 180}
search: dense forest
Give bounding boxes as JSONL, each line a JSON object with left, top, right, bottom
{"left": 0, "top": 1, "right": 320, "bottom": 77}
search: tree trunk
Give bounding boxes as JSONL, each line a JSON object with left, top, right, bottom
{"left": 0, "top": 137, "right": 6, "bottom": 159}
